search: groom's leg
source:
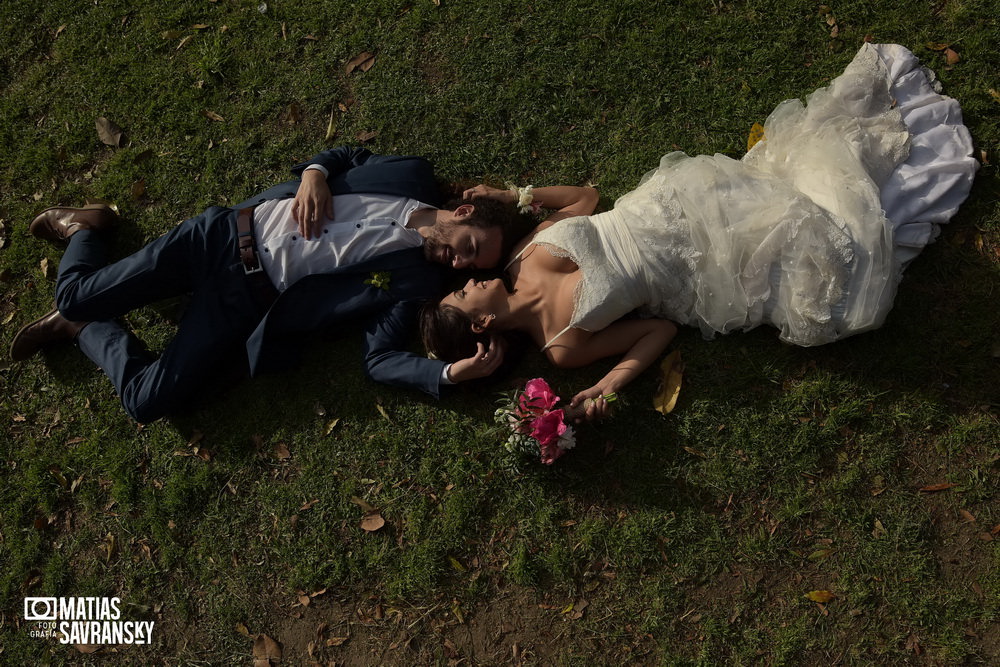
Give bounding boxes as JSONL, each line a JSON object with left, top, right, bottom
{"left": 77, "top": 261, "right": 265, "bottom": 422}
{"left": 56, "top": 207, "right": 235, "bottom": 322}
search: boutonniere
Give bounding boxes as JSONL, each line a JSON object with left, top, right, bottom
{"left": 364, "top": 271, "right": 391, "bottom": 291}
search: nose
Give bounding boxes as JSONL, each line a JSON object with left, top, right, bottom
{"left": 452, "top": 253, "right": 472, "bottom": 270}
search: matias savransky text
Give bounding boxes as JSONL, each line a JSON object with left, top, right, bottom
{"left": 24, "top": 596, "right": 155, "bottom": 645}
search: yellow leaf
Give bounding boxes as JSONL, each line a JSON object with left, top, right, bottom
{"left": 747, "top": 122, "right": 765, "bottom": 151}
{"left": 652, "top": 350, "right": 683, "bottom": 414}
{"left": 805, "top": 590, "right": 836, "bottom": 603}
{"left": 989, "top": 89, "right": 1000, "bottom": 104}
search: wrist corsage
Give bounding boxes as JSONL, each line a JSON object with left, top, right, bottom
{"left": 506, "top": 183, "right": 539, "bottom": 215}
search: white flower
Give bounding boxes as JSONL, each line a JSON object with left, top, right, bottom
{"left": 557, "top": 423, "right": 576, "bottom": 451}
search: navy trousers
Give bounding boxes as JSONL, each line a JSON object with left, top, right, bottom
{"left": 56, "top": 207, "right": 268, "bottom": 422}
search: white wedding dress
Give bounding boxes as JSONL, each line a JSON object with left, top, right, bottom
{"left": 533, "top": 44, "right": 978, "bottom": 346}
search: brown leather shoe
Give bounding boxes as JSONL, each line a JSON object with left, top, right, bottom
{"left": 9, "top": 308, "right": 89, "bottom": 361}
{"left": 29, "top": 204, "right": 118, "bottom": 244}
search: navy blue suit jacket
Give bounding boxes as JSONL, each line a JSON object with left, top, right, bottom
{"left": 233, "top": 146, "right": 450, "bottom": 397}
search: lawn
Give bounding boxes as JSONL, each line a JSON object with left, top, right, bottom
{"left": 1, "top": 0, "right": 997, "bottom": 664}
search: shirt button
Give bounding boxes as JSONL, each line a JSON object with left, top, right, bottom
{"left": 292, "top": 236, "right": 298, "bottom": 241}
{"left": 356, "top": 224, "right": 362, "bottom": 229}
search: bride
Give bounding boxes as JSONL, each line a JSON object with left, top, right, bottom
{"left": 424, "top": 43, "right": 978, "bottom": 419}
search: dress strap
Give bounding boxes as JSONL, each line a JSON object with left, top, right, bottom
{"left": 504, "top": 242, "right": 534, "bottom": 271}
{"left": 541, "top": 324, "right": 574, "bottom": 351}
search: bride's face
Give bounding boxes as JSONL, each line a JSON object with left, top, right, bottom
{"left": 440, "top": 278, "right": 506, "bottom": 324}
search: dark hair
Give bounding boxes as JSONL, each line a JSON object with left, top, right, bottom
{"left": 444, "top": 196, "right": 535, "bottom": 261}
{"left": 420, "top": 302, "right": 490, "bottom": 363}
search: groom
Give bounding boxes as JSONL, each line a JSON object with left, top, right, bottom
{"left": 10, "top": 146, "right": 519, "bottom": 422}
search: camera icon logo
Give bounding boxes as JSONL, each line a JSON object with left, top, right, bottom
{"left": 24, "top": 597, "right": 58, "bottom": 621}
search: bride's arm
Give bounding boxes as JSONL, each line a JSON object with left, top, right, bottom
{"left": 544, "top": 318, "right": 677, "bottom": 421}
{"left": 462, "top": 184, "right": 599, "bottom": 229}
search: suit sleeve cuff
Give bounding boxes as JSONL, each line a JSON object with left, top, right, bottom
{"left": 441, "top": 364, "right": 455, "bottom": 385}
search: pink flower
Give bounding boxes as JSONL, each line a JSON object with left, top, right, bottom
{"left": 519, "top": 378, "right": 560, "bottom": 417}
{"left": 531, "top": 409, "right": 569, "bottom": 465}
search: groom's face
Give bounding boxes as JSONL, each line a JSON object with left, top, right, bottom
{"left": 424, "top": 221, "right": 503, "bottom": 271}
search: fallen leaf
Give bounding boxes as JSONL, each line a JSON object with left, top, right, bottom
{"left": 96, "top": 117, "right": 124, "bottom": 147}
{"left": 161, "top": 30, "right": 183, "bottom": 40}
{"left": 945, "top": 48, "right": 960, "bottom": 65}
{"left": 653, "top": 350, "right": 683, "bottom": 414}
{"left": 925, "top": 42, "right": 950, "bottom": 51}
{"left": 959, "top": 509, "right": 976, "bottom": 523}
{"left": 326, "top": 635, "right": 349, "bottom": 646}
{"left": 324, "top": 418, "right": 340, "bottom": 435}
{"left": 345, "top": 51, "right": 376, "bottom": 74}
{"left": 989, "top": 89, "right": 1000, "bottom": 105}
{"left": 325, "top": 108, "right": 338, "bottom": 141}
{"left": 919, "top": 482, "right": 957, "bottom": 492}
{"left": 747, "top": 122, "right": 765, "bottom": 151}
{"left": 176, "top": 35, "right": 194, "bottom": 50}
{"left": 298, "top": 594, "right": 310, "bottom": 607}
{"left": 200, "top": 109, "right": 225, "bottom": 122}
{"left": 360, "top": 513, "right": 385, "bottom": 532}
{"left": 286, "top": 102, "right": 302, "bottom": 124}
{"left": 40, "top": 257, "right": 52, "bottom": 278}
{"left": 131, "top": 178, "right": 146, "bottom": 201}
{"left": 274, "top": 443, "right": 291, "bottom": 459}
{"left": 252, "top": 633, "right": 282, "bottom": 666}
{"left": 804, "top": 590, "right": 836, "bottom": 603}
{"left": 872, "top": 518, "right": 886, "bottom": 539}
{"left": 299, "top": 498, "right": 319, "bottom": 511}
{"left": 235, "top": 623, "right": 251, "bottom": 637}
{"left": 683, "top": 446, "right": 707, "bottom": 459}
{"left": 74, "top": 645, "right": 100, "bottom": 654}
{"left": 357, "top": 130, "right": 378, "bottom": 143}
{"left": 906, "top": 632, "right": 922, "bottom": 655}
{"left": 350, "top": 496, "right": 376, "bottom": 513}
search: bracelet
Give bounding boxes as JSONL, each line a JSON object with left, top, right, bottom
{"left": 506, "top": 183, "right": 535, "bottom": 214}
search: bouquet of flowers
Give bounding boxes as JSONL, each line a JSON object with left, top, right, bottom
{"left": 495, "top": 378, "right": 616, "bottom": 465}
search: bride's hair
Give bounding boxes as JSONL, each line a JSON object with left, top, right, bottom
{"left": 420, "top": 302, "right": 491, "bottom": 363}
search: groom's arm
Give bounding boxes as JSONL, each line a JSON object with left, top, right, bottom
{"left": 363, "top": 299, "right": 450, "bottom": 398}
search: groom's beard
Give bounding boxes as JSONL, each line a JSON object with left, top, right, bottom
{"left": 421, "top": 229, "right": 450, "bottom": 266}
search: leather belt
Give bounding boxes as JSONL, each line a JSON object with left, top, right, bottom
{"left": 235, "top": 207, "right": 278, "bottom": 309}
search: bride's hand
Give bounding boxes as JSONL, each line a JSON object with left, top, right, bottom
{"left": 462, "top": 184, "right": 514, "bottom": 204}
{"left": 569, "top": 385, "right": 614, "bottom": 423}
{"left": 446, "top": 336, "right": 506, "bottom": 383}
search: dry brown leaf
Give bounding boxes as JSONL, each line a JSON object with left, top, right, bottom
{"left": 325, "top": 109, "right": 338, "bottom": 141}
{"left": 40, "top": 257, "right": 52, "bottom": 278}
{"left": 925, "top": 42, "right": 950, "bottom": 51}
{"left": 200, "top": 109, "right": 225, "bottom": 122}
{"left": 804, "top": 590, "right": 836, "bottom": 603}
{"left": 324, "top": 418, "right": 340, "bottom": 436}
{"left": 357, "top": 130, "right": 378, "bottom": 143}
{"left": 326, "top": 635, "right": 349, "bottom": 646}
{"left": 74, "top": 644, "right": 100, "bottom": 654}
{"left": 299, "top": 498, "right": 319, "bottom": 511}
{"left": 235, "top": 623, "right": 251, "bottom": 637}
{"left": 286, "top": 102, "right": 302, "bottom": 124}
{"left": 653, "top": 350, "right": 684, "bottom": 414}
{"left": 176, "top": 35, "right": 194, "bottom": 50}
{"left": 252, "top": 633, "right": 282, "bottom": 664}
{"left": 989, "top": 89, "right": 1000, "bottom": 105}
{"left": 919, "top": 482, "right": 957, "bottom": 492}
{"left": 350, "top": 496, "right": 376, "bottom": 513}
{"left": 945, "top": 48, "right": 960, "bottom": 65}
{"left": 274, "top": 443, "right": 291, "bottom": 459}
{"left": 161, "top": 30, "right": 183, "bottom": 40}
{"left": 345, "top": 51, "right": 376, "bottom": 74}
{"left": 131, "top": 178, "right": 146, "bottom": 201}
{"left": 298, "top": 594, "right": 311, "bottom": 606}
{"left": 360, "top": 513, "right": 385, "bottom": 532}
{"left": 96, "top": 117, "right": 124, "bottom": 147}
{"left": 959, "top": 509, "right": 976, "bottom": 523}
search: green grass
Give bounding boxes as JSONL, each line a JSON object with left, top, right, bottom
{"left": 1, "top": 0, "right": 998, "bottom": 664}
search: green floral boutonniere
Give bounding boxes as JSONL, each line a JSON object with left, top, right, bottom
{"left": 364, "top": 271, "right": 391, "bottom": 291}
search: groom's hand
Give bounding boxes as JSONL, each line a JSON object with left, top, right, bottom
{"left": 447, "top": 337, "right": 506, "bottom": 383}
{"left": 293, "top": 169, "right": 335, "bottom": 239}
